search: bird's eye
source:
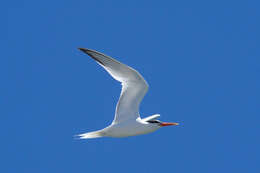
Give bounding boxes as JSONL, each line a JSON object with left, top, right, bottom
{"left": 147, "top": 120, "right": 160, "bottom": 124}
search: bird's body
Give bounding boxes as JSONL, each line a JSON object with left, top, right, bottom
{"left": 92, "top": 117, "right": 161, "bottom": 138}
{"left": 77, "top": 48, "right": 178, "bottom": 139}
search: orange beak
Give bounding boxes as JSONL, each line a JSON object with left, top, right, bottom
{"left": 160, "top": 122, "right": 179, "bottom": 127}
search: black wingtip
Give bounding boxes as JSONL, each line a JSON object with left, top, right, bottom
{"left": 78, "top": 47, "right": 92, "bottom": 55}
{"left": 78, "top": 47, "right": 87, "bottom": 52}
{"left": 77, "top": 48, "right": 105, "bottom": 66}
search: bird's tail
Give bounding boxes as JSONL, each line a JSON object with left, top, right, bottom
{"left": 75, "top": 130, "right": 104, "bottom": 139}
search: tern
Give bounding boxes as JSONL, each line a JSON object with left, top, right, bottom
{"left": 77, "top": 48, "right": 179, "bottom": 139}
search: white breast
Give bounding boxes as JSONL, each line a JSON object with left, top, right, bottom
{"left": 102, "top": 119, "right": 160, "bottom": 137}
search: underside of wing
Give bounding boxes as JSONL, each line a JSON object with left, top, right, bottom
{"left": 79, "top": 48, "right": 145, "bottom": 83}
{"left": 79, "top": 48, "right": 149, "bottom": 123}
{"left": 113, "top": 81, "right": 148, "bottom": 123}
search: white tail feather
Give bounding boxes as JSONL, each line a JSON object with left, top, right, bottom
{"left": 76, "top": 130, "right": 104, "bottom": 139}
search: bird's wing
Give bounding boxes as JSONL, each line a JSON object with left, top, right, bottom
{"left": 79, "top": 48, "right": 149, "bottom": 124}
{"left": 142, "top": 114, "right": 161, "bottom": 122}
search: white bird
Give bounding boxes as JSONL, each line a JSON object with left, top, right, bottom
{"left": 77, "top": 48, "right": 178, "bottom": 139}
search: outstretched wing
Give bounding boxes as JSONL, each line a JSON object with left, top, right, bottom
{"left": 79, "top": 48, "right": 148, "bottom": 124}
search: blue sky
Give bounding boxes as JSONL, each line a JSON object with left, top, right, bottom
{"left": 3, "top": 0, "right": 259, "bottom": 172}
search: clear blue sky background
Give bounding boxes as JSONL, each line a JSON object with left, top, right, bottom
{"left": 3, "top": 0, "right": 259, "bottom": 172}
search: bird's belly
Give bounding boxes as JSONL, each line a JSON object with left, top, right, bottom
{"left": 103, "top": 122, "right": 158, "bottom": 137}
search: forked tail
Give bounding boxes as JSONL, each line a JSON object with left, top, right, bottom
{"left": 75, "top": 130, "right": 104, "bottom": 139}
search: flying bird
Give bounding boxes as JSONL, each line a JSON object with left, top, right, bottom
{"left": 77, "top": 48, "right": 178, "bottom": 139}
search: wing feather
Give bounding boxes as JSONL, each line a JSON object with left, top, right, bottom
{"left": 79, "top": 48, "right": 148, "bottom": 123}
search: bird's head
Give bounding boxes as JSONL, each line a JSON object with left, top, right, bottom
{"left": 147, "top": 120, "right": 179, "bottom": 127}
